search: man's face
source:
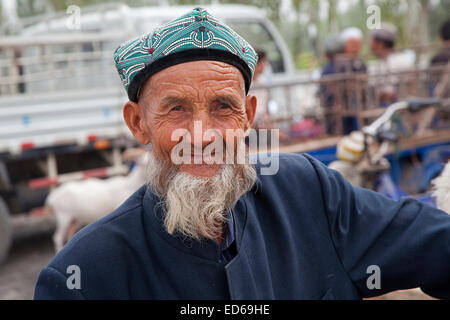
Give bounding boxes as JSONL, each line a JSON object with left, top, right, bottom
{"left": 254, "top": 58, "right": 267, "bottom": 80}
{"left": 345, "top": 38, "right": 362, "bottom": 58}
{"left": 370, "top": 37, "right": 385, "bottom": 58}
{"left": 123, "top": 60, "right": 256, "bottom": 178}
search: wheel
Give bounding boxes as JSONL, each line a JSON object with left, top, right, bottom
{"left": 0, "top": 197, "right": 12, "bottom": 265}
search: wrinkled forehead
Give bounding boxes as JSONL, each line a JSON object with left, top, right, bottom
{"left": 139, "top": 60, "right": 246, "bottom": 103}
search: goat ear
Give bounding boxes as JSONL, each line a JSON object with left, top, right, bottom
{"left": 123, "top": 101, "right": 151, "bottom": 145}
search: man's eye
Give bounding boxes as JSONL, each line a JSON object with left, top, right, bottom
{"left": 218, "top": 103, "right": 231, "bottom": 110}
{"left": 170, "top": 106, "right": 184, "bottom": 112}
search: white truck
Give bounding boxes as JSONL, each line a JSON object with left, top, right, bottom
{"left": 0, "top": 3, "right": 301, "bottom": 263}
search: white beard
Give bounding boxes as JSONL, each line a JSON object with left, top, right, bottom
{"left": 145, "top": 149, "right": 257, "bottom": 240}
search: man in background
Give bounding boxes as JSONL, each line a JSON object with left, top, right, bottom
{"left": 369, "top": 23, "right": 414, "bottom": 106}
{"left": 249, "top": 49, "right": 287, "bottom": 144}
{"left": 250, "top": 49, "right": 271, "bottom": 130}
{"left": 340, "top": 27, "right": 367, "bottom": 74}
{"left": 430, "top": 19, "right": 450, "bottom": 98}
{"left": 320, "top": 34, "right": 344, "bottom": 135}
{"left": 320, "top": 28, "right": 366, "bottom": 135}
{"left": 339, "top": 27, "right": 367, "bottom": 134}
{"left": 431, "top": 19, "right": 450, "bottom": 67}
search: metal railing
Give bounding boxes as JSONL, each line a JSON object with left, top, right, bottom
{"left": 0, "top": 32, "right": 127, "bottom": 96}
{"left": 252, "top": 59, "right": 450, "bottom": 145}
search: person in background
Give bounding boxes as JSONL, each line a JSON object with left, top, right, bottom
{"left": 370, "top": 23, "right": 398, "bottom": 62}
{"left": 319, "top": 34, "right": 344, "bottom": 135}
{"left": 339, "top": 27, "right": 367, "bottom": 134}
{"left": 250, "top": 49, "right": 271, "bottom": 130}
{"left": 369, "top": 23, "right": 414, "bottom": 106}
{"left": 321, "top": 34, "right": 345, "bottom": 81}
{"left": 431, "top": 19, "right": 450, "bottom": 67}
{"left": 339, "top": 27, "right": 367, "bottom": 74}
{"left": 320, "top": 28, "right": 366, "bottom": 135}
{"left": 430, "top": 19, "right": 450, "bottom": 97}
{"left": 249, "top": 49, "right": 287, "bottom": 144}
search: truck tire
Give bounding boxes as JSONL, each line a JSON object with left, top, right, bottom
{"left": 0, "top": 197, "right": 12, "bottom": 265}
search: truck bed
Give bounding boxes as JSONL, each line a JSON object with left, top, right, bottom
{"left": 0, "top": 88, "right": 131, "bottom": 154}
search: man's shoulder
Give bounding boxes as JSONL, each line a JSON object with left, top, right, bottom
{"left": 255, "top": 152, "right": 318, "bottom": 171}
{"left": 253, "top": 152, "right": 323, "bottom": 186}
{"left": 48, "top": 185, "right": 148, "bottom": 272}
{"left": 431, "top": 48, "right": 450, "bottom": 66}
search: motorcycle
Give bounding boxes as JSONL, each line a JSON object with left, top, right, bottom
{"left": 329, "top": 98, "right": 450, "bottom": 209}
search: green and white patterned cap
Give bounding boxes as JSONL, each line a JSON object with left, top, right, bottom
{"left": 114, "top": 7, "right": 258, "bottom": 102}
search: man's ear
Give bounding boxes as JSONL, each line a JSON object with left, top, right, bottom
{"left": 123, "top": 101, "right": 151, "bottom": 145}
{"left": 244, "top": 94, "right": 257, "bottom": 132}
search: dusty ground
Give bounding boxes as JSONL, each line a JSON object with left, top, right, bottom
{"left": 0, "top": 215, "right": 437, "bottom": 300}
{"left": 0, "top": 234, "right": 55, "bottom": 299}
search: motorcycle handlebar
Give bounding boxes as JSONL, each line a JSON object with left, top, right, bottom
{"left": 362, "top": 98, "right": 443, "bottom": 139}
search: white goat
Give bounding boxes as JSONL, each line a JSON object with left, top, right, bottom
{"left": 47, "top": 152, "right": 148, "bottom": 252}
{"left": 432, "top": 160, "right": 450, "bottom": 214}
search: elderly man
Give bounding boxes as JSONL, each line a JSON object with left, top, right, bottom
{"left": 340, "top": 27, "right": 366, "bottom": 72}
{"left": 34, "top": 8, "right": 450, "bottom": 300}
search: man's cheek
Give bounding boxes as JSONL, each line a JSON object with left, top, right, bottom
{"left": 215, "top": 115, "right": 246, "bottom": 133}
{"left": 149, "top": 131, "right": 174, "bottom": 161}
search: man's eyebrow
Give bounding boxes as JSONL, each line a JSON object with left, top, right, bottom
{"left": 157, "top": 94, "right": 242, "bottom": 110}
{"left": 159, "top": 96, "right": 190, "bottom": 109}
{"left": 214, "top": 95, "right": 242, "bottom": 107}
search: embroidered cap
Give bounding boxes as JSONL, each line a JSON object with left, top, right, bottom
{"left": 113, "top": 7, "right": 258, "bottom": 102}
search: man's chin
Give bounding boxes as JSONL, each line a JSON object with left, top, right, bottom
{"left": 179, "top": 163, "right": 223, "bottom": 178}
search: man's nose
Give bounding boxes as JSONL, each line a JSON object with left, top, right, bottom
{"left": 188, "top": 112, "right": 217, "bottom": 149}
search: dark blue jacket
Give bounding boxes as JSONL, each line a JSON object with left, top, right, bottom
{"left": 34, "top": 153, "right": 450, "bottom": 299}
